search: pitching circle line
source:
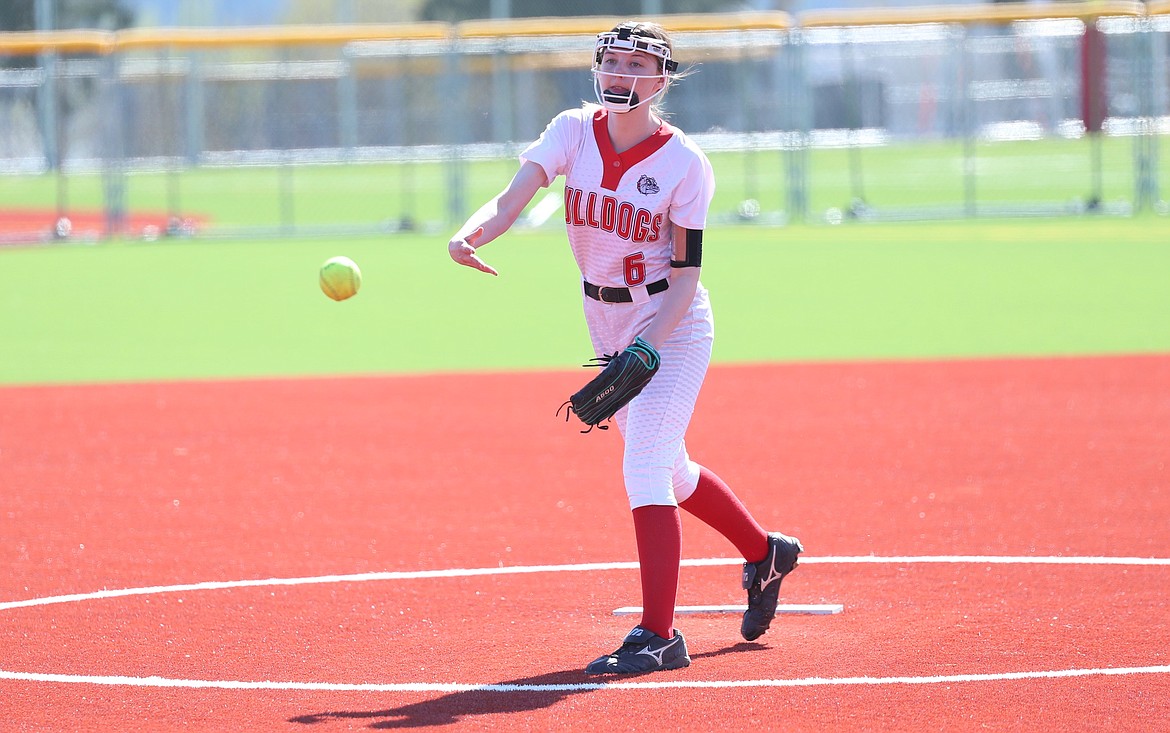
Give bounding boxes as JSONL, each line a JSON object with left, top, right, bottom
{"left": 3, "top": 554, "right": 1169, "bottom": 612}
{"left": 2, "top": 555, "right": 1168, "bottom": 693}
{"left": 1, "top": 665, "right": 1169, "bottom": 692}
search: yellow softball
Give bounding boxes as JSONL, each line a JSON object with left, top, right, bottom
{"left": 319, "top": 256, "right": 362, "bottom": 301}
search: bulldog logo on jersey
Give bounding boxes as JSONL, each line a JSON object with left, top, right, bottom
{"left": 637, "top": 175, "right": 660, "bottom": 195}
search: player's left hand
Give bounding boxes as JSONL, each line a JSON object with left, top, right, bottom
{"left": 448, "top": 227, "right": 498, "bottom": 276}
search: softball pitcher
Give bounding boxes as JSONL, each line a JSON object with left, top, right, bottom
{"left": 447, "top": 21, "right": 802, "bottom": 675}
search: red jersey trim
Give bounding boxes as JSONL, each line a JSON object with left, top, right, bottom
{"left": 593, "top": 108, "right": 674, "bottom": 191}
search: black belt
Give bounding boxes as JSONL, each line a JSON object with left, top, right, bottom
{"left": 583, "top": 278, "right": 669, "bottom": 303}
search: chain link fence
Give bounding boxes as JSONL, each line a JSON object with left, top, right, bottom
{"left": 0, "top": 5, "right": 1166, "bottom": 242}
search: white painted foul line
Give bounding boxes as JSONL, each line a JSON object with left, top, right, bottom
{"left": 614, "top": 604, "right": 844, "bottom": 615}
{"left": 1, "top": 665, "right": 1168, "bottom": 693}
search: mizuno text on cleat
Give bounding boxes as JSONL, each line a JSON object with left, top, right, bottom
{"left": 741, "top": 532, "right": 803, "bottom": 641}
{"left": 584, "top": 626, "right": 691, "bottom": 675}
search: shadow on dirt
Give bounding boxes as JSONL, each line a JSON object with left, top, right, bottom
{"left": 289, "top": 642, "right": 765, "bottom": 728}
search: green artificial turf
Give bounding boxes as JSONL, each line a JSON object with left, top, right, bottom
{"left": 1, "top": 216, "right": 1167, "bottom": 386}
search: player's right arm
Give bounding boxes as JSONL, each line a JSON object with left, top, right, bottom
{"left": 448, "top": 160, "right": 548, "bottom": 276}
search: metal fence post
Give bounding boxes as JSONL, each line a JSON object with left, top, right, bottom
{"left": 785, "top": 26, "right": 808, "bottom": 222}
{"left": 34, "top": 0, "right": 58, "bottom": 171}
{"left": 492, "top": 39, "right": 514, "bottom": 143}
{"left": 36, "top": 50, "right": 59, "bottom": 173}
{"left": 340, "top": 45, "right": 359, "bottom": 156}
{"left": 443, "top": 35, "right": 467, "bottom": 225}
{"left": 1149, "top": 18, "right": 1164, "bottom": 209}
{"left": 278, "top": 47, "right": 296, "bottom": 236}
{"left": 958, "top": 24, "right": 976, "bottom": 218}
{"left": 842, "top": 29, "right": 865, "bottom": 210}
{"left": 1133, "top": 16, "right": 1160, "bottom": 211}
{"left": 100, "top": 51, "right": 127, "bottom": 237}
{"left": 184, "top": 50, "right": 204, "bottom": 165}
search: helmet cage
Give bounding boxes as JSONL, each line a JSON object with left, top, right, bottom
{"left": 591, "top": 24, "right": 678, "bottom": 113}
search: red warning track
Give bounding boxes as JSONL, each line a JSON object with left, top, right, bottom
{"left": 0, "top": 208, "right": 201, "bottom": 243}
{"left": 1, "top": 355, "right": 1168, "bottom": 730}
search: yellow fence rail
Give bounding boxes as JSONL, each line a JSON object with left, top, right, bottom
{"left": 0, "top": 2, "right": 1155, "bottom": 56}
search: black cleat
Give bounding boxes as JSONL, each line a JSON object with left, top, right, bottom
{"left": 741, "top": 532, "right": 803, "bottom": 641}
{"left": 584, "top": 625, "right": 691, "bottom": 675}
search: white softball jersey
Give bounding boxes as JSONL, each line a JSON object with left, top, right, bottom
{"left": 521, "top": 105, "right": 718, "bottom": 509}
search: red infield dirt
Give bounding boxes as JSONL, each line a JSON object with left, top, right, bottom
{"left": 2, "top": 355, "right": 1168, "bottom": 731}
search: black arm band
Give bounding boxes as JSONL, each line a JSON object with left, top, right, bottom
{"left": 670, "top": 228, "right": 703, "bottom": 268}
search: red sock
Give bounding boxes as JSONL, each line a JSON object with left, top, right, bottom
{"left": 631, "top": 504, "right": 681, "bottom": 640}
{"left": 679, "top": 467, "right": 769, "bottom": 562}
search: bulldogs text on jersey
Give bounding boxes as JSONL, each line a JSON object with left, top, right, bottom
{"left": 564, "top": 186, "right": 664, "bottom": 243}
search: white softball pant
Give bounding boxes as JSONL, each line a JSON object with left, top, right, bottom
{"left": 583, "top": 284, "right": 715, "bottom": 509}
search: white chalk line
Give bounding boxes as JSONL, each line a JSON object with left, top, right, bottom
{"left": 2, "top": 555, "right": 1167, "bottom": 694}
{"left": 3, "top": 555, "right": 1169, "bottom": 612}
{"left": 1, "top": 665, "right": 1168, "bottom": 693}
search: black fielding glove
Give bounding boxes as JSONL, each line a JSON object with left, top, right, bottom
{"left": 558, "top": 337, "right": 661, "bottom": 433}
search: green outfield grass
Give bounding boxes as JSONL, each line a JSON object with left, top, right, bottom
{"left": 1, "top": 216, "right": 1167, "bottom": 386}
{"left": 0, "top": 135, "right": 1147, "bottom": 232}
